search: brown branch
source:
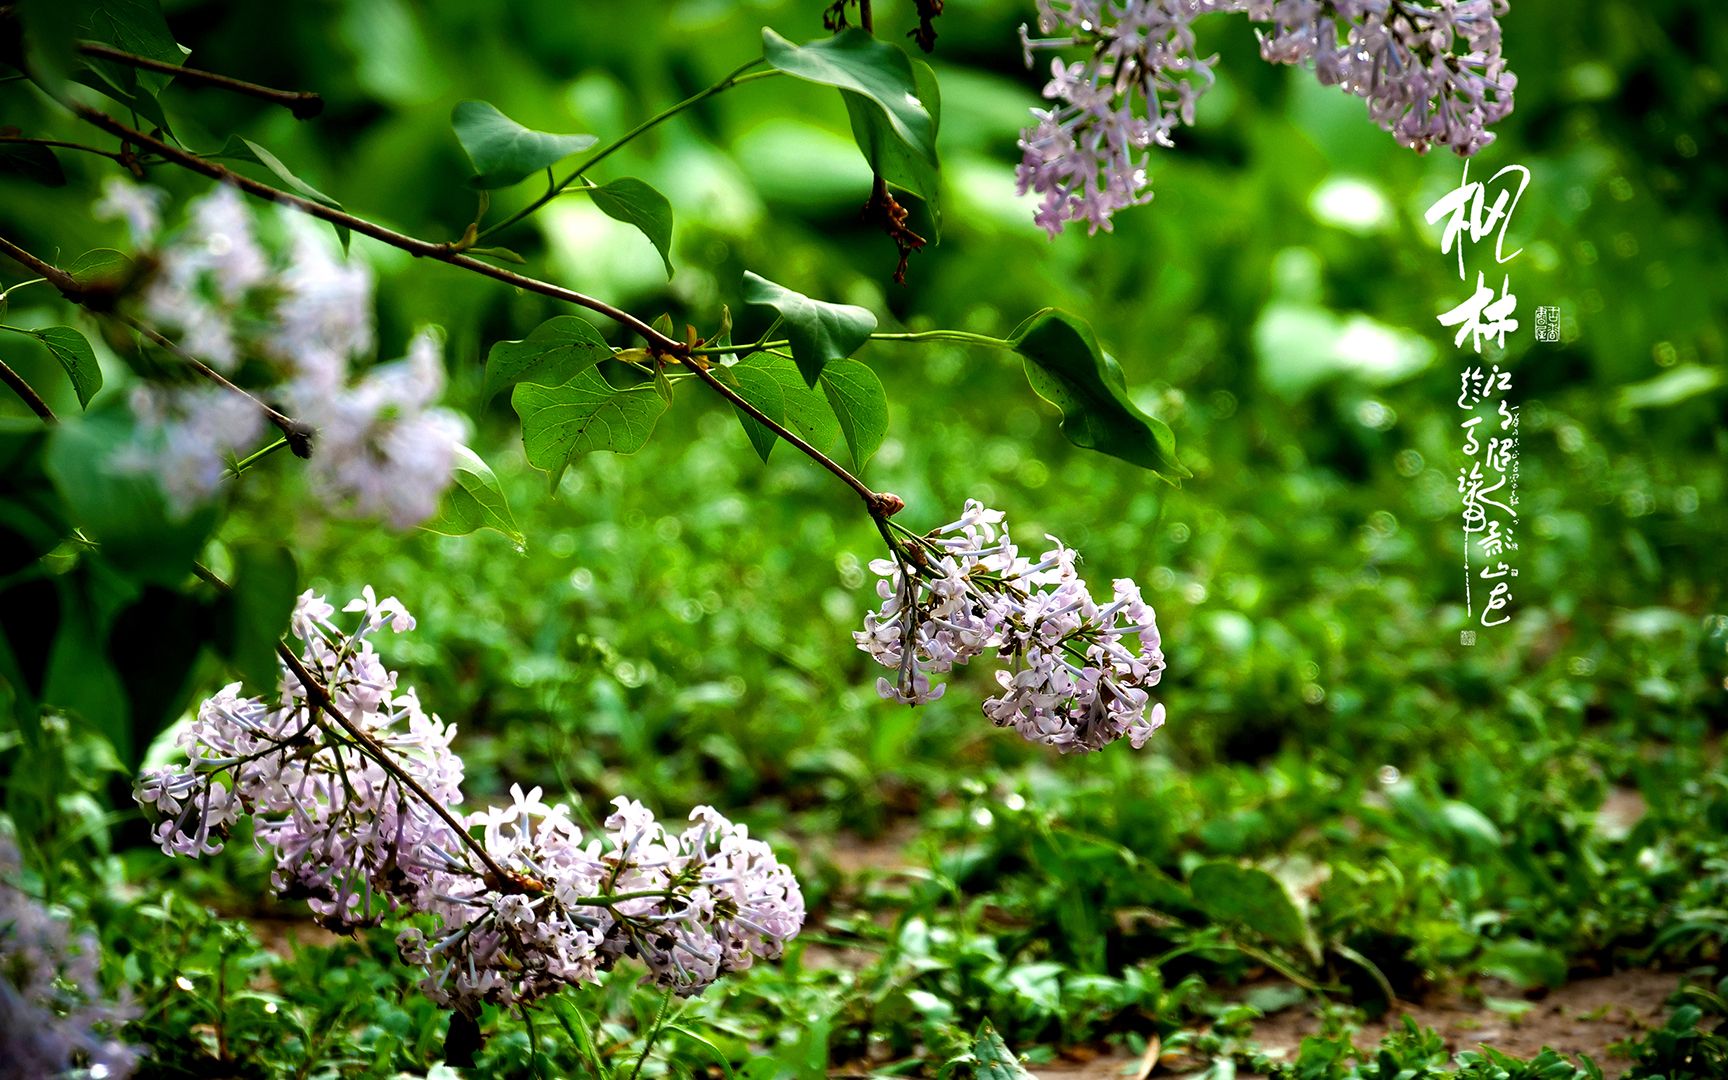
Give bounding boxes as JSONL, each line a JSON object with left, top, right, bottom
{"left": 69, "top": 106, "right": 686, "bottom": 358}
{"left": 271, "top": 640, "right": 520, "bottom": 891}
{"left": 119, "top": 312, "right": 312, "bottom": 455}
{"left": 58, "top": 109, "right": 907, "bottom": 529}
{"left": 77, "top": 42, "right": 324, "bottom": 119}
{"left": 685, "top": 359, "right": 902, "bottom": 522}
{"left": 0, "top": 134, "right": 125, "bottom": 163}
{"left": 0, "top": 353, "right": 56, "bottom": 421}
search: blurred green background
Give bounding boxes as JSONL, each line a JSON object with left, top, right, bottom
{"left": 2, "top": 0, "right": 1726, "bottom": 1074}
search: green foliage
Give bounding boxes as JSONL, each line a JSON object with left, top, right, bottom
{"left": 32, "top": 326, "right": 102, "bottom": 408}
{"left": 2, "top": 0, "right": 1726, "bottom": 1075}
{"left": 424, "top": 445, "right": 525, "bottom": 546}
{"left": 584, "top": 177, "right": 675, "bottom": 277}
{"left": 451, "top": 100, "right": 597, "bottom": 189}
{"left": 483, "top": 315, "right": 612, "bottom": 402}
{"left": 741, "top": 270, "right": 877, "bottom": 386}
{"left": 762, "top": 27, "right": 939, "bottom": 182}
{"left": 513, "top": 369, "right": 668, "bottom": 487}
{"left": 1009, "top": 309, "right": 1189, "bottom": 483}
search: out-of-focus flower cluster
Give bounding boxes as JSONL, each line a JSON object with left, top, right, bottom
{"left": 96, "top": 181, "right": 465, "bottom": 527}
{"left": 136, "top": 589, "right": 803, "bottom": 1014}
{"left": 855, "top": 500, "right": 1167, "bottom": 753}
{"left": 1017, "top": 0, "right": 1515, "bottom": 235}
{"left": 1, "top": 834, "right": 138, "bottom": 1079}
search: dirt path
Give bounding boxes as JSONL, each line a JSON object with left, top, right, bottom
{"left": 1030, "top": 969, "right": 1679, "bottom": 1078}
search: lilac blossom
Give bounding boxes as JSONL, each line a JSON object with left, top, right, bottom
{"left": 101, "top": 183, "right": 463, "bottom": 530}
{"left": 856, "top": 500, "right": 1168, "bottom": 753}
{"left": 1, "top": 834, "right": 139, "bottom": 1079}
{"left": 1016, "top": 0, "right": 1516, "bottom": 235}
{"left": 138, "top": 589, "right": 804, "bottom": 1015}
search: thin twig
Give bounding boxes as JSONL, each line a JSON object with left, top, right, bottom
{"left": 477, "top": 59, "right": 773, "bottom": 243}
{"left": 66, "top": 105, "right": 915, "bottom": 529}
{"left": 0, "top": 134, "right": 126, "bottom": 163}
{"left": 684, "top": 359, "right": 902, "bottom": 523}
{"left": 77, "top": 42, "right": 324, "bottom": 119}
{"left": 0, "top": 352, "right": 56, "bottom": 421}
{"left": 69, "top": 106, "right": 686, "bottom": 357}
{"left": 271, "top": 639, "right": 520, "bottom": 890}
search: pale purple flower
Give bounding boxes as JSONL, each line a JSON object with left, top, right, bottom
{"left": 856, "top": 500, "right": 1169, "bottom": 752}
{"left": 0, "top": 835, "right": 139, "bottom": 1079}
{"left": 1016, "top": 0, "right": 1516, "bottom": 234}
{"left": 137, "top": 588, "right": 804, "bottom": 1014}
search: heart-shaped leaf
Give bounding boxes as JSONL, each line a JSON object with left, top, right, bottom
{"left": 1190, "top": 862, "right": 1318, "bottom": 960}
{"left": 818, "top": 358, "right": 887, "bottom": 469}
{"left": 715, "top": 353, "right": 841, "bottom": 463}
{"left": 36, "top": 326, "right": 103, "bottom": 408}
{"left": 484, "top": 315, "right": 612, "bottom": 402}
{"left": 742, "top": 271, "right": 876, "bottom": 386}
{"left": 842, "top": 56, "right": 941, "bottom": 239}
{"left": 424, "top": 445, "right": 525, "bottom": 545}
{"left": 452, "top": 101, "right": 597, "bottom": 189}
{"left": 586, "top": 177, "right": 674, "bottom": 277}
{"left": 764, "top": 28, "right": 937, "bottom": 174}
{"left": 1010, "top": 309, "right": 1188, "bottom": 484}
{"left": 513, "top": 370, "right": 666, "bottom": 489}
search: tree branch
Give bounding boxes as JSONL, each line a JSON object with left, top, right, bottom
{"left": 69, "top": 106, "right": 686, "bottom": 357}
{"left": 0, "top": 352, "right": 56, "bottom": 421}
{"left": 271, "top": 639, "right": 522, "bottom": 891}
{"left": 77, "top": 42, "right": 324, "bottom": 119}
{"left": 684, "top": 359, "right": 902, "bottom": 523}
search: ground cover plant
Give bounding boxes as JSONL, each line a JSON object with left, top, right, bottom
{"left": 1, "top": 0, "right": 1725, "bottom": 1076}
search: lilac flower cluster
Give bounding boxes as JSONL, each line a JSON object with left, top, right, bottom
{"left": 1248, "top": 0, "right": 1516, "bottom": 156}
{"left": 1016, "top": 0, "right": 1515, "bottom": 235}
{"left": 136, "top": 589, "right": 803, "bottom": 1014}
{"left": 95, "top": 180, "right": 464, "bottom": 527}
{"left": 1, "top": 834, "right": 139, "bottom": 1079}
{"left": 855, "top": 501, "right": 1168, "bottom": 753}
{"left": 404, "top": 790, "right": 804, "bottom": 1006}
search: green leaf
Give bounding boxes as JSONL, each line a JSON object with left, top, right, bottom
{"left": 763, "top": 28, "right": 937, "bottom": 174}
{"left": 970, "top": 1020, "right": 1034, "bottom": 1080}
{"left": 67, "top": 248, "right": 136, "bottom": 284}
{"left": 210, "top": 136, "right": 349, "bottom": 249}
{"left": 741, "top": 271, "right": 876, "bottom": 386}
{"left": 0, "top": 142, "right": 67, "bottom": 187}
{"left": 0, "top": 422, "right": 70, "bottom": 579}
{"left": 1190, "top": 862, "right": 1317, "bottom": 958}
{"left": 717, "top": 353, "right": 841, "bottom": 462}
{"left": 78, "top": 0, "right": 186, "bottom": 94}
{"left": 216, "top": 543, "right": 297, "bottom": 694}
{"left": 586, "top": 178, "right": 674, "bottom": 278}
{"left": 43, "top": 408, "right": 217, "bottom": 587}
{"left": 212, "top": 136, "right": 340, "bottom": 208}
{"left": 483, "top": 315, "right": 612, "bottom": 402}
{"left": 817, "top": 359, "right": 887, "bottom": 469}
{"left": 66, "top": 0, "right": 186, "bottom": 133}
{"left": 452, "top": 100, "right": 597, "bottom": 189}
{"left": 1009, "top": 309, "right": 1188, "bottom": 483}
{"left": 35, "top": 326, "right": 103, "bottom": 408}
{"left": 423, "top": 445, "right": 525, "bottom": 545}
{"left": 513, "top": 370, "right": 667, "bottom": 489}
{"left": 842, "top": 56, "right": 942, "bottom": 239}
{"left": 1477, "top": 938, "right": 1568, "bottom": 990}
{"left": 42, "top": 567, "right": 130, "bottom": 757}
